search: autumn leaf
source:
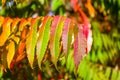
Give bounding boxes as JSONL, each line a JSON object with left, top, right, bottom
{"left": 0, "top": 16, "right": 4, "bottom": 29}
{"left": 26, "top": 17, "right": 41, "bottom": 68}
{"left": 52, "top": 0, "right": 63, "bottom": 11}
{"left": 11, "top": 18, "right": 21, "bottom": 33}
{"left": 70, "top": 0, "right": 80, "bottom": 12}
{"left": 62, "top": 18, "right": 73, "bottom": 57}
{"left": 17, "top": 41, "right": 26, "bottom": 55}
{"left": 85, "top": 0, "right": 95, "bottom": 17}
{"left": 19, "top": 18, "right": 30, "bottom": 31}
{"left": 49, "top": 16, "right": 66, "bottom": 68}
{"left": 7, "top": 40, "right": 15, "bottom": 68}
{"left": 73, "top": 25, "right": 87, "bottom": 67}
{"left": 36, "top": 16, "right": 52, "bottom": 69}
{"left": 0, "top": 17, "right": 13, "bottom": 46}
{"left": 2, "top": 0, "right": 6, "bottom": 7}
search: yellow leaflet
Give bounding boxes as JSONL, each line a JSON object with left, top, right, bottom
{"left": 7, "top": 40, "right": 15, "bottom": 68}
{"left": 0, "top": 16, "right": 4, "bottom": 29}
{"left": 2, "top": 0, "right": 6, "bottom": 7}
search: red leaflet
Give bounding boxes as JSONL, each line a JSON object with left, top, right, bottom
{"left": 49, "top": 16, "right": 60, "bottom": 64}
{"left": 78, "top": 7, "right": 90, "bottom": 27}
{"left": 70, "top": 0, "right": 80, "bottom": 12}
{"left": 50, "top": 16, "right": 59, "bottom": 38}
{"left": 73, "top": 25, "right": 87, "bottom": 67}
{"left": 74, "top": 3, "right": 92, "bottom": 53}
{"left": 62, "top": 18, "right": 73, "bottom": 57}
{"left": 78, "top": 8, "right": 92, "bottom": 53}
{"left": 70, "top": 0, "right": 91, "bottom": 53}
{"left": 70, "top": 0, "right": 90, "bottom": 26}
{"left": 49, "top": 16, "right": 66, "bottom": 68}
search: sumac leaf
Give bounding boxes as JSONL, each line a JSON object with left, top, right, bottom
{"left": 19, "top": 18, "right": 30, "bottom": 31}
{"left": 2, "top": 0, "right": 6, "bottom": 7}
{"left": 17, "top": 22, "right": 29, "bottom": 56}
{"left": 11, "top": 18, "right": 20, "bottom": 33}
{"left": 73, "top": 25, "right": 87, "bottom": 67}
{"left": 0, "top": 16, "right": 4, "bottom": 29}
{"left": 78, "top": 7, "right": 90, "bottom": 27}
{"left": 85, "top": 0, "right": 95, "bottom": 17}
{"left": 36, "top": 16, "right": 52, "bottom": 69}
{"left": 26, "top": 17, "right": 40, "bottom": 68}
{"left": 52, "top": 0, "right": 63, "bottom": 11}
{"left": 49, "top": 16, "right": 66, "bottom": 68}
{"left": 62, "top": 18, "right": 73, "bottom": 57}
{"left": 0, "top": 17, "right": 13, "bottom": 46}
{"left": 17, "top": 26, "right": 28, "bottom": 55}
{"left": 7, "top": 40, "right": 15, "bottom": 68}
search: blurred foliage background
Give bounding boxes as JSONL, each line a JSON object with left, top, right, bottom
{"left": 0, "top": 0, "right": 120, "bottom": 80}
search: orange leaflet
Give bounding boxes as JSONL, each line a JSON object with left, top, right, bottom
{"left": 19, "top": 18, "right": 30, "bottom": 31}
{"left": 18, "top": 41, "right": 26, "bottom": 55}
{"left": 16, "top": 52, "right": 26, "bottom": 63}
{"left": 70, "top": 0, "right": 80, "bottom": 12}
{"left": 37, "top": 73, "right": 42, "bottom": 80}
{"left": 17, "top": 18, "right": 29, "bottom": 54}
{"left": 11, "top": 18, "right": 21, "bottom": 33}
{"left": 77, "top": 7, "right": 90, "bottom": 26}
{"left": 20, "top": 26, "right": 28, "bottom": 40}
{"left": 0, "top": 17, "right": 13, "bottom": 46}
{"left": 85, "top": 0, "right": 95, "bottom": 17}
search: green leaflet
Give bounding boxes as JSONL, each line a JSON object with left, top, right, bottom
{"left": 97, "top": 49, "right": 104, "bottom": 64}
{"left": 36, "top": 16, "right": 52, "bottom": 69}
{"left": 111, "top": 69, "right": 118, "bottom": 80}
{"left": 38, "top": 0, "right": 44, "bottom": 4}
{"left": 26, "top": 17, "right": 41, "bottom": 68}
{"left": 93, "top": 74, "right": 100, "bottom": 80}
{"left": 66, "top": 49, "right": 75, "bottom": 73}
{"left": 77, "top": 60, "right": 87, "bottom": 77}
{"left": 51, "top": 0, "right": 63, "bottom": 11}
{"left": 49, "top": 16, "right": 66, "bottom": 68}
{"left": 105, "top": 67, "right": 111, "bottom": 79}
{"left": 117, "top": 71, "right": 120, "bottom": 80}
{"left": 86, "top": 69, "right": 93, "bottom": 80}
{"left": 91, "top": 51, "right": 98, "bottom": 62}
{"left": 0, "top": 65, "right": 3, "bottom": 79}
{"left": 1, "top": 47, "right": 8, "bottom": 69}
